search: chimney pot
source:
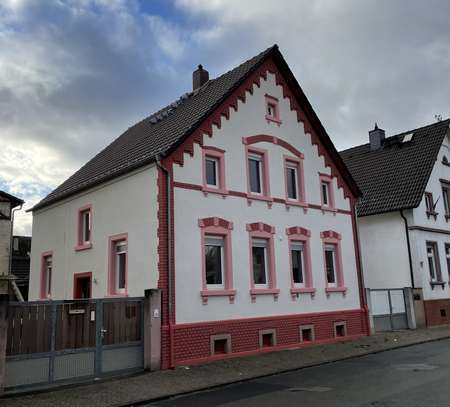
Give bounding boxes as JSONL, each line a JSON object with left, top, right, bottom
{"left": 193, "top": 64, "right": 209, "bottom": 90}
{"left": 369, "top": 123, "right": 385, "bottom": 151}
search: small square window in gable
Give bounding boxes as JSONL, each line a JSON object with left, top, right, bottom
{"left": 265, "top": 94, "right": 281, "bottom": 125}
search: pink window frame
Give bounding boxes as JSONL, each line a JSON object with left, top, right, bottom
{"left": 264, "top": 94, "right": 281, "bottom": 125}
{"left": 247, "top": 222, "right": 279, "bottom": 302}
{"left": 198, "top": 217, "right": 236, "bottom": 304}
{"left": 321, "top": 230, "right": 346, "bottom": 295}
{"left": 319, "top": 173, "right": 336, "bottom": 212}
{"left": 284, "top": 155, "right": 306, "bottom": 206}
{"left": 73, "top": 271, "right": 92, "bottom": 299}
{"left": 201, "top": 146, "right": 228, "bottom": 196}
{"left": 245, "top": 146, "right": 272, "bottom": 204}
{"left": 75, "top": 204, "right": 92, "bottom": 251}
{"left": 107, "top": 232, "right": 128, "bottom": 297}
{"left": 40, "top": 251, "right": 53, "bottom": 300}
{"left": 286, "top": 227, "right": 315, "bottom": 299}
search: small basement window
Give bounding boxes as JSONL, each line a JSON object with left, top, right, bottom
{"left": 259, "top": 329, "right": 276, "bottom": 348}
{"left": 441, "top": 309, "right": 447, "bottom": 318}
{"left": 300, "top": 325, "right": 314, "bottom": 343}
{"left": 210, "top": 334, "right": 231, "bottom": 356}
{"left": 334, "top": 322, "right": 347, "bottom": 338}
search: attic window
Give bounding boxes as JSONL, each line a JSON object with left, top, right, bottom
{"left": 402, "top": 133, "right": 414, "bottom": 143}
{"left": 443, "top": 156, "right": 450, "bottom": 166}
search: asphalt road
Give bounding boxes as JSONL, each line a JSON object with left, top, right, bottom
{"left": 148, "top": 338, "right": 450, "bottom": 407}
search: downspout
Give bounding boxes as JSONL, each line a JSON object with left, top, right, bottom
{"left": 156, "top": 157, "right": 174, "bottom": 368}
{"left": 9, "top": 204, "right": 24, "bottom": 301}
{"left": 400, "top": 210, "right": 415, "bottom": 289}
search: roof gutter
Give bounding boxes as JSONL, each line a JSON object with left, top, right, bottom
{"left": 400, "top": 210, "right": 415, "bottom": 289}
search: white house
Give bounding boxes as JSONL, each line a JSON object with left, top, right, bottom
{"left": 341, "top": 119, "right": 450, "bottom": 330}
{"left": 29, "top": 45, "right": 369, "bottom": 368}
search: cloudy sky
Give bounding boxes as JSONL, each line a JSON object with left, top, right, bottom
{"left": 2, "top": 0, "right": 450, "bottom": 235}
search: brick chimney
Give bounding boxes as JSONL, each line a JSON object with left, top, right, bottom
{"left": 369, "top": 123, "right": 385, "bottom": 151}
{"left": 192, "top": 64, "right": 209, "bottom": 91}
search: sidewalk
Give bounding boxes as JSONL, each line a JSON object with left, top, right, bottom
{"left": 3, "top": 326, "right": 450, "bottom": 407}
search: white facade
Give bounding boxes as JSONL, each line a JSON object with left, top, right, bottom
{"left": 29, "top": 165, "right": 159, "bottom": 300}
{"left": 172, "top": 73, "right": 361, "bottom": 324}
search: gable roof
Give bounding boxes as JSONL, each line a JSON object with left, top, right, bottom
{"left": 33, "top": 45, "right": 359, "bottom": 211}
{"left": 340, "top": 119, "right": 450, "bottom": 217}
{"left": 0, "top": 191, "right": 24, "bottom": 209}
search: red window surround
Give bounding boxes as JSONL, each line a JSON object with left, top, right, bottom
{"left": 321, "top": 230, "right": 346, "bottom": 295}
{"left": 73, "top": 272, "right": 92, "bottom": 299}
{"left": 198, "top": 217, "right": 236, "bottom": 304}
{"left": 264, "top": 94, "right": 281, "bottom": 125}
{"left": 107, "top": 232, "right": 128, "bottom": 297}
{"left": 319, "top": 173, "right": 336, "bottom": 213}
{"left": 201, "top": 146, "right": 228, "bottom": 196}
{"left": 247, "top": 222, "right": 279, "bottom": 302}
{"left": 286, "top": 227, "right": 315, "bottom": 299}
{"left": 245, "top": 145, "right": 272, "bottom": 205}
{"left": 284, "top": 155, "right": 306, "bottom": 207}
{"left": 75, "top": 204, "right": 92, "bottom": 251}
{"left": 40, "top": 251, "right": 53, "bottom": 300}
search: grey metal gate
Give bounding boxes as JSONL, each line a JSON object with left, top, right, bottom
{"left": 370, "top": 289, "right": 408, "bottom": 332}
{"left": 5, "top": 297, "right": 144, "bottom": 390}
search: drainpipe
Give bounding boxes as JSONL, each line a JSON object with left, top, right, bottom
{"left": 9, "top": 204, "right": 23, "bottom": 301}
{"left": 156, "top": 157, "right": 174, "bottom": 368}
{"left": 400, "top": 210, "right": 415, "bottom": 289}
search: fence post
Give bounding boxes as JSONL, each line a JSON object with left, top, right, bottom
{"left": 0, "top": 294, "right": 9, "bottom": 393}
{"left": 144, "top": 289, "right": 161, "bottom": 371}
{"left": 403, "top": 287, "right": 417, "bottom": 330}
{"left": 365, "top": 288, "right": 375, "bottom": 334}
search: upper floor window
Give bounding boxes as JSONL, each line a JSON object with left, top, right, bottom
{"left": 441, "top": 181, "right": 450, "bottom": 220}
{"left": 324, "top": 244, "right": 337, "bottom": 285}
{"left": 76, "top": 205, "right": 92, "bottom": 251}
{"left": 427, "top": 241, "right": 442, "bottom": 283}
{"left": 264, "top": 94, "right": 281, "bottom": 125}
{"left": 202, "top": 146, "right": 227, "bottom": 195}
{"left": 319, "top": 174, "right": 335, "bottom": 210}
{"left": 246, "top": 147, "right": 270, "bottom": 199}
{"left": 205, "top": 236, "right": 224, "bottom": 288}
{"left": 252, "top": 238, "right": 269, "bottom": 286}
{"left": 445, "top": 244, "right": 450, "bottom": 278}
{"left": 40, "top": 252, "right": 53, "bottom": 299}
{"left": 284, "top": 157, "right": 305, "bottom": 203}
{"left": 425, "top": 192, "right": 437, "bottom": 219}
{"left": 108, "top": 234, "right": 128, "bottom": 296}
{"left": 321, "top": 231, "right": 346, "bottom": 294}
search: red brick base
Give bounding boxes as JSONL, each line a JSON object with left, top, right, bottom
{"left": 161, "top": 308, "right": 369, "bottom": 368}
{"left": 424, "top": 299, "right": 450, "bottom": 326}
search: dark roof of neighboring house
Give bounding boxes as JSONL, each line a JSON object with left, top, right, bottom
{"left": 33, "top": 44, "right": 359, "bottom": 211}
{"left": 0, "top": 191, "right": 24, "bottom": 209}
{"left": 340, "top": 119, "right": 450, "bottom": 217}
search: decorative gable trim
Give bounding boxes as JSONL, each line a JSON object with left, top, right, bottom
{"left": 242, "top": 135, "right": 304, "bottom": 159}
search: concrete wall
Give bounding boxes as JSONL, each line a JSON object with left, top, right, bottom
{"left": 172, "top": 72, "right": 361, "bottom": 324}
{"left": 358, "top": 212, "right": 411, "bottom": 289}
{"left": 29, "top": 165, "right": 159, "bottom": 300}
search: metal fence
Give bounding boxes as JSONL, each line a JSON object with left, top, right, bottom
{"left": 5, "top": 297, "right": 144, "bottom": 390}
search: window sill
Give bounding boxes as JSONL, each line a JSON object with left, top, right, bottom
{"left": 325, "top": 287, "right": 347, "bottom": 296}
{"left": 246, "top": 194, "right": 273, "bottom": 208}
{"left": 265, "top": 115, "right": 282, "bottom": 126}
{"left": 290, "top": 287, "right": 316, "bottom": 299}
{"left": 445, "top": 214, "right": 450, "bottom": 222}
{"left": 321, "top": 206, "right": 337, "bottom": 215}
{"left": 75, "top": 242, "right": 92, "bottom": 252}
{"left": 105, "top": 293, "right": 129, "bottom": 298}
{"left": 284, "top": 200, "right": 308, "bottom": 210}
{"left": 202, "top": 186, "right": 229, "bottom": 197}
{"left": 430, "top": 281, "right": 445, "bottom": 290}
{"left": 426, "top": 211, "right": 438, "bottom": 220}
{"left": 200, "top": 289, "right": 236, "bottom": 304}
{"left": 250, "top": 288, "right": 280, "bottom": 302}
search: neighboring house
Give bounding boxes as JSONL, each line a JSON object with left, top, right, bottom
{"left": 341, "top": 119, "right": 450, "bottom": 330}
{"left": 29, "top": 45, "right": 369, "bottom": 368}
{"left": 11, "top": 236, "right": 31, "bottom": 300}
{"left": 0, "top": 191, "right": 24, "bottom": 297}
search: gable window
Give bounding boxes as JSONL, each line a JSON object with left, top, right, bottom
{"left": 108, "top": 233, "right": 128, "bottom": 296}
{"left": 284, "top": 156, "right": 305, "bottom": 204}
{"left": 202, "top": 146, "right": 227, "bottom": 195}
{"left": 246, "top": 147, "right": 271, "bottom": 200}
{"left": 247, "top": 222, "right": 279, "bottom": 301}
{"left": 319, "top": 174, "right": 335, "bottom": 210}
{"left": 425, "top": 192, "right": 437, "bottom": 219}
{"left": 264, "top": 94, "right": 281, "bottom": 125}
{"left": 321, "top": 231, "right": 346, "bottom": 294}
{"left": 427, "top": 242, "right": 442, "bottom": 283}
{"left": 441, "top": 181, "right": 450, "bottom": 220}
{"left": 198, "top": 217, "right": 235, "bottom": 304}
{"left": 76, "top": 205, "right": 92, "bottom": 251}
{"left": 40, "top": 252, "right": 53, "bottom": 299}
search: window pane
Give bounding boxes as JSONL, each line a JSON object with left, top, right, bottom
{"left": 322, "top": 183, "right": 328, "bottom": 205}
{"left": 443, "top": 188, "right": 450, "bottom": 214}
{"left": 83, "top": 211, "right": 90, "bottom": 242}
{"left": 291, "top": 248, "right": 304, "bottom": 283}
{"left": 249, "top": 158, "right": 262, "bottom": 193}
{"left": 252, "top": 246, "right": 267, "bottom": 284}
{"left": 206, "top": 158, "right": 217, "bottom": 186}
{"left": 117, "top": 252, "right": 126, "bottom": 289}
{"left": 325, "top": 249, "right": 335, "bottom": 283}
{"left": 287, "top": 166, "right": 297, "bottom": 199}
{"left": 205, "top": 245, "right": 222, "bottom": 285}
